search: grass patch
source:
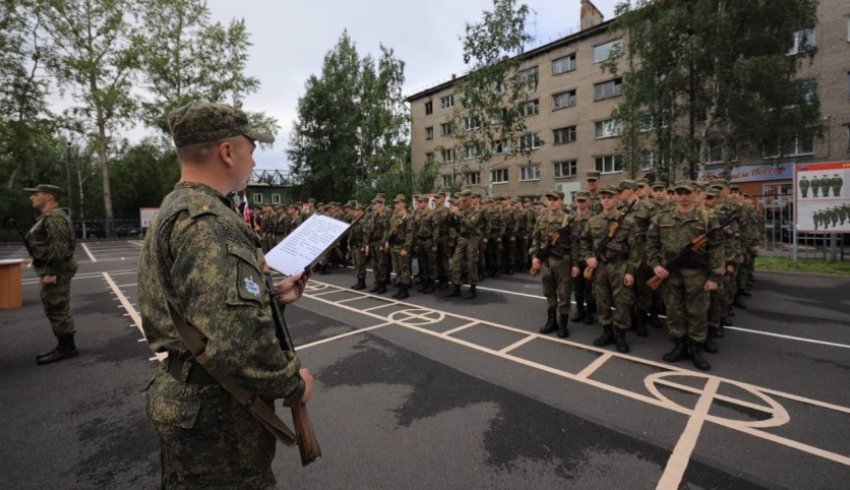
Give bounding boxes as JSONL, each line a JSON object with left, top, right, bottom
{"left": 755, "top": 256, "right": 850, "bottom": 275}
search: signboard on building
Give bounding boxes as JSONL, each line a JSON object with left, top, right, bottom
{"left": 140, "top": 207, "right": 160, "bottom": 230}
{"left": 795, "top": 161, "right": 850, "bottom": 232}
{"left": 704, "top": 162, "right": 794, "bottom": 183}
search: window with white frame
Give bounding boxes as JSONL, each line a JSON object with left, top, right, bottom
{"left": 490, "top": 168, "right": 509, "bottom": 184}
{"left": 425, "top": 127, "right": 434, "bottom": 140}
{"left": 552, "top": 53, "right": 576, "bottom": 75}
{"left": 552, "top": 126, "right": 577, "bottom": 145}
{"left": 519, "top": 132, "right": 542, "bottom": 151}
{"left": 425, "top": 101, "right": 433, "bottom": 115}
{"left": 519, "top": 165, "right": 540, "bottom": 182}
{"left": 553, "top": 160, "right": 577, "bottom": 178}
{"left": 464, "top": 143, "right": 479, "bottom": 160}
{"left": 254, "top": 193, "right": 263, "bottom": 203}
{"left": 516, "top": 66, "right": 539, "bottom": 89}
{"left": 595, "top": 155, "right": 624, "bottom": 174}
{"left": 441, "top": 122, "right": 453, "bottom": 136}
{"left": 492, "top": 140, "right": 508, "bottom": 155}
{"left": 440, "top": 94, "right": 454, "bottom": 109}
{"left": 441, "top": 175, "right": 454, "bottom": 188}
{"left": 519, "top": 99, "right": 540, "bottom": 116}
{"left": 788, "top": 29, "right": 815, "bottom": 55}
{"left": 272, "top": 194, "right": 281, "bottom": 204}
{"left": 594, "top": 78, "right": 622, "bottom": 101}
{"left": 441, "top": 148, "right": 455, "bottom": 162}
{"left": 763, "top": 135, "right": 815, "bottom": 158}
{"left": 593, "top": 39, "right": 622, "bottom": 63}
{"left": 799, "top": 79, "right": 817, "bottom": 105}
{"left": 466, "top": 172, "right": 481, "bottom": 185}
{"left": 641, "top": 151, "right": 658, "bottom": 171}
{"left": 463, "top": 116, "right": 481, "bottom": 131}
{"left": 595, "top": 118, "right": 623, "bottom": 139}
{"left": 552, "top": 90, "right": 577, "bottom": 111}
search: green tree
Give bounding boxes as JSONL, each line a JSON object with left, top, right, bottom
{"left": 449, "top": 0, "right": 533, "bottom": 196}
{"left": 110, "top": 137, "right": 180, "bottom": 218}
{"left": 606, "top": 0, "right": 820, "bottom": 180}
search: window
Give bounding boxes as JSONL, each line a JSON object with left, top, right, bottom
{"left": 764, "top": 135, "right": 815, "bottom": 157}
{"left": 799, "top": 79, "right": 817, "bottom": 105}
{"left": 705, "top": 139, "right": 724, "bottom": 164}
{"left": 463, "top": 116, "right": 481, "bottom": 131}
{"left": 425, "top": 152, "right": 435, "bottom": 165}
{"left": 594, "top": 78, "right": 622, "bottom": 101}
{"left": 425, "top": 101, "right": 433, "bottom": 115}
{"left": 595, "top": 118, "right": 623, "bottom": 139}
{"left": 441, "top": 175, "right": 454, "bottom": 188}
{"left": 519, "top": 132, "right": 542, "bottom": 151}
{"left": 490, "top": 168, "right": 509, "bottom": 184}
{"left": 788, "top": 28, "right": 815, "bottom": 55}
{"left": 519, "top": 165, "right": 540, "bottom": 182}
{"left": 594, "top": 39, "right": 622, "bottom": 63}
{"left": 552, "top": 53, "right": 576, "bottom": 75}
{"left": 552, "top": 126, "right": 577, "bottom": 145}
{"left": 464, "top": 143, "right": 479, "bottom": 160}
{"left": 553, "top": 160, "right": 577, "bottom": 178}
{"left": 519, "top": 99, "right": 540, "bottom": 116}
{"left": 492, "top": 140, "right": 509, "bottom": 155}
{"left": 441, "top": 122, "right": 453, "bottom": 136}
{"left": 441, "top": 148, "right": 455, "bottom": 162}
{"left": 253, "top": 193, "right": 263, "bottom": 204}
{"left": 552, "top": 90, "right": 577, "bottom": 111}
{"left": 425, "top": 127, "right": 434, "bottom": 140}
{"left": 516, "top": 66, "right": 539, "bottom": 89}
{"left": 642, "top": 152, "right": 657, "bottom": 171}
{"left": 466, "top": 172, "right": 481, "bottom": 185}
{"left": 639, "top": 113, "right": 654, "bottom": 132}
{"left": 595, "top": 155, "right": 624, "bottom": 174}
{"left": 440, "top": 94, "right": 454, "bottom": 109}
{"left": 271, "top": 194, "right": 281, "bottom": 204}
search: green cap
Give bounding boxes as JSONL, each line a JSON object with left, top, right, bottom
{"left": 636, "top": 178, "right": 651, "bottom": 186}
{"left": 574, "top": 191, "right": 590, "bottom": 200}
{"left": 545, "top": 190, "right": 565, "bottom": 200}
{"left": 706, "top": 187, "right": 721, "bottom": 198}
{"left": 168, "top": 101, "right": 274, "bottom": 148}
{"left": 586, "top": 171, "right": 601, "bottom": 180}
{"left": 674, "top": 180, "right": 696, "bottom": 192}
{"left": 393, "top": 194, "right": 407, "bottom": 203}
{"left": 416, "top": 195, "right": 428, "bottom": 202}
{"left": 599, "top": 185, "right": 619, "bottom": 195}
{"left": 651, "top": 181, "right": 668, "bottom": 190}
{"left": 371, "top": 196, "right": 385, "bottom": 204}
{"left": 23, "top": 184, "right": 63, "bottom": 199}
{"left": 458, "top": 190, "right": 471, "bottom": 198}
{"left": 618, "top": 180, "right": 639, "bottom": 190}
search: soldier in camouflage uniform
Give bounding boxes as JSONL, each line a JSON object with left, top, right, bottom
{"left": 529, "top": 191, "right": 580, "bottom": 338}
{"left": 484, "top": 198, "right": 505, "bottom": 277}
{"left": 366, "top": 196, "right": 391, "bottom": 294}
{"left": 138, "top": 102, "right": 311, "bottom": 488}
{"left": 515, "top": 198, "right": 533, "bottom": 271}
{"left": 384, "top": 194, "right": 414, "bottom": 299}
{"left": 702, "top": 184, "right": 739, "bottom": 353}
{"left": 581, "top": 185, "right": 640, "bottom": 353}
{"left": 445, "top": 190, "right": 486, "bottom": 299}
{"left": 618, "top": 179, "right": 656, "bottom": 338}
{"left": 501, "top": 198, "right": 519, "bottom": 274}
{"left": 24, "top": 184, "right": 80, "bottom": 365}
{"left": 432, "top": 191, "right": 453, "bottom": 290}
{"left": 413, "top": 194, "right": 438, "bottom": 293}
{"left": 585, "top": 170, "right": 604, "bottom": 214}
{"left": 647, "top": 180, "right": 724, "bottom": 371}
{"left": 568, "top": 192, "right": 596, "bottom": 325}
{"left": 348, "top": 203, "right": 369, "bottom": 290}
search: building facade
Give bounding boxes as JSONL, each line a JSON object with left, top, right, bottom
{"left": 407, "top": 0, "right": 850, "bottom": 200}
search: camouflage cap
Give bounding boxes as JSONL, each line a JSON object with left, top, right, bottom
{"left": 168, "top": 101, "right": 274, "bottom": 148}
{"left": 458, "top": 190, "right": 471, "bottom": 198}
{"left": 470, "top": 191, "right": 481, "bottom": 199}
{"left": 522, "top": 197, "right": 531, "bottom": 203}
{"left": 705, "top": 187, "right": 721, "bottom": 198}
{"left": 713, "top": 178, "right": 729, "bottom": 186}
{"left": 618, "top": 180, "right": 639, "bottom": 190}
{"left": 23, "top": 184, "right": 63, "bottom": 199}
{"left": 674, "top": 180, "right": 696, "bottom": 192}
{"left": 574, "top": 191, "right": 590, "bottom": 201}
{"left": 694, "top": 182, "right": 706, "bottom": 191}
{"left": 651, "top": 181, "right": 668, "bottom": 190}
{"left": 307, "top": 197, "right": 317, "bottom": 203}
{"left": 393, "top": 194, "right": 407, "bottom": 203}
{"left": 599, "top": 185, "right": 619, "bottom": 195}
{"left": 586, "top": 170, "right": 601, "bottom": 180}
{"left": 729, "top": 184, "right": 742, "bottom": 192}
{"left": 416, "top": 195, "right": 428, "bottom": 202}
{"left": 636, "top": 178, "right": 651, "bottom": 186}
{"left": 545, "top": 190, "right": 565, "bottom": 200}
{"left": 371, "top": 196, "right": 385, "bottom": 204}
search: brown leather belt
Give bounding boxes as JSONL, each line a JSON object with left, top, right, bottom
{"left": 166, "top": 352, "right": 218, "bottom": 386}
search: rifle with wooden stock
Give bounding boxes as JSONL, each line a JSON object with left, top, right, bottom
{"left": 583, "top": 199, "right": 637, "bottom": 280}
{"left": 530, "top": 214, "right": 574, "bottom": 277}
{"left": 265, "top": 273, "right": 322, "bottom": 466}
{"left": 646, "top": 211, "right": 738, "bottom": 291}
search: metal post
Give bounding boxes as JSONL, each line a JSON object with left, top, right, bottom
{"left": 792, "top": 223, "right": 798, "bottom": 262}
{"left": 830, "top": 233, "right": 838, "bottom": 261}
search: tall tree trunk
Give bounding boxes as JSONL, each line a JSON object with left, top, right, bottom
{"left": 97, "top": 120, "right": 114, "bottom": 236}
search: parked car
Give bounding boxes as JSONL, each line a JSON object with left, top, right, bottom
{"left": 115, "top": 223, "right": 142, "bottom": 237}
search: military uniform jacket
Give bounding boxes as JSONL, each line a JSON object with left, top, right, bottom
{"left": 138, "top": 182, "right": 304, "bottom": 406}
{"left": 432, "top": 206, "right": 451, "bottom": 239}
{"left": 503, "top": 208, "right": 518, "bottom": 237}
{"left": 367, "top": 209, "right": 390, "bottom": 243}
{"left": 349, "top": 216, "right": 368, "bottom": 246}
{"left": 568, "top": 210, "right": 592, "bottom": 266}
{"left": 413, "top": 207, "right": 436, "bottom": 240}
{"left": 487, "top": 208, "right": 505, "bottom": 236}
{"left": 454, "top": 206, "right": 486, "bottom": 237}
{"left": 274, "top": 214, "right": 291, "bottom": 237}
{"left": 580, "top": 212, "right": 640, "bottom": 275}
{"left": 646, "top": 207, "right": 725, "bottom": 279}
{"left": 529, "top": 210, "right": 575, "bottom": 265}
{"left": 27, "top": 207, "right": 77, "bottom": 277}
{"left": 384, "top": 211, "right": 414, "bottom": 250}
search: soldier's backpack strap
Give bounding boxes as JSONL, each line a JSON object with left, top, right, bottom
{"left": 165, "top": 301, "right": 297, "bottom": 447}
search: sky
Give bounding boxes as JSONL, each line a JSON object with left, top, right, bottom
{"left": 137, "top": 0, "right": 619, "bottom": 170}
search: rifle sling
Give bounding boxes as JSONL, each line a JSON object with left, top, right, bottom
{"left": 165, "top": 301, "right": 297, "bottom": 446}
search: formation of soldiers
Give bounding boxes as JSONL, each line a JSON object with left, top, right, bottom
{"left": 250, "top": 170, "right": 764, "bottom": 372}
{"left": 813, "top": 204, "right": 850, "bottom": 230}
{"left": 799, "top": 174, "right": 844, "bottom": 198}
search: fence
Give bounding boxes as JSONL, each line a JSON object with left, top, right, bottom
{"left": 757, "top": 193, "right": 847, "bottom": 261}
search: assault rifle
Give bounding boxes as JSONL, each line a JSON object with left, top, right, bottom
{"left": 583, "top": 199, "right": 637, "bottom": 280}
{"left": 8, "top": 219, "right": 34, "bottom": 257}
{"left": 530, "top": 214, "right": 575, "bottom": 277}
{"left": 646, "top": 211, "right": 738, "bottom": 290}
{"left": 265, "top": 273, "right": 322, "bottom": 466}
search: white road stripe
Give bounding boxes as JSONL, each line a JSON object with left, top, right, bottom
{"left": 81, "top": 242, "right": 97, "bottom": 262}
{"left": 102, "top": 271, "right": 165, "bottom": 362}
{"left": 299, "top": 322, "right": 393, "bottom": 350}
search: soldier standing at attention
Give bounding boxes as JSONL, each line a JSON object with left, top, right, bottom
{"left": 581, "top": 185, "right": 640, "bottom": 353}
{"left": 432, "top": 191, "right": 453, "bottom": 290}
{"left": 25, "top": 184, "right": 80, "bottom": 365}
{"left": 138, "top": 102, "right": 312, "bottom": 487}
{"left": 367, "top": 196, "right": 391, "bottom": 294}
{"left": 445, "top": 190, "right": 485, "bottom": 299}
{"left": 348, "top": 203, "right": 369, "bottom": 290}
{"left": 414, "top": 194, "right": 437, "bottom": 293}
{"left": 529, "top": 190, "right": 580, "bottom": 338}
{"left": 619, "top": 179, "right": 655, "bottom": 338}
{"left": 647, "top": 180, "right": 724, "bottom": 371}
{"left": 385, "top": 194, "right": 414, "bottom": 299}
{"left": 585, "top": 171, "right": 603, "bottom": 214}
{"left": 569, "top": 192, "right": 595, "bottom": 325}
{"left": 501, "top": 197, "right": 519, "bottom": 275}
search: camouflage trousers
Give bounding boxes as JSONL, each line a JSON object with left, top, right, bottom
{"left": 451, "top": 236, "right": 480, "bottom": 285}
{"left": 39, "top": 265, "right": 77, "bottom": 338}
{"left": 370, "top": 242, "right": 390, "bottom": 283}
{"left": 515, "top": 235, "right": 530, "bottom": 269}
{"left": 634, "top": 264, "right": 654, "bottom": 316}
{"left": 415, "top": 237, "right": 436, "bottom": 282}
{"left": 592, "top": 261, "right": 633, "bottom": 330}
{"left": 540, "top": 256, "right": 572, "bottom": 315}
{"left": 502, "top": 236, "right": 517, "bottom": 270}
{"left": 662, "top": 268, "right": 710, "bottom": 342}
{"left": 573, "top": 263, "right": 593, "bottom": 310}
{"left": 390, "top": 246, "right": 412, "bottom": 286}
{"left": 435, "top": 236, "right": 452, "bottom": 281}
{"left": 146, "top": 369, "right": 277, "bottom": 489}
{"left": 485, "top": 234, "right": 502, "bottom": 272}
{"left": 351, "top": 244, "right": 367, "bottom": 280}
{"left": 708, "top": 272, "right": 734, "bottom": 327}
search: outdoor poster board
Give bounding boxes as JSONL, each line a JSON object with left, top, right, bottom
{"left": 795, "top": 161, "right": 850, "bottom": 232}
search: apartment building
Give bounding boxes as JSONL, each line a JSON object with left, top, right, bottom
{"left": 406, "top": 0, "right": 850, "bottom": 200}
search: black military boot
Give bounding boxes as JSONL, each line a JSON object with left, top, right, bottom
{"left": 369, "top": 282, "right": 381, "bottom": 293}
{"left": 422, "top": 282, "right": 435, "bottom": 294}
{"left": 634, "top": 311, "right": 649, "bottom": 337}
{"left": 662, "top": 337, "right": 688, "bottom": 363}
{"left": 437, "top": 279, "right": 449, "bottom": 291}
{"left": 394, "top": 284, "right": 410, "bottom": 300}
{"left": 593, "top": 325, "right": 615, "bottom": 347}
{"left": 375, "top": 282, "right": 388, "bottom": 294}
{"left": 687, "top": 339, "right": 711, "bottom": 371}
{"left": 649, "top": 312, "right": 663, "bottom": 329}
{"left": 463, "top": 285, "right": 477, "bottom": 300}
{"left": 351, "top": 278, "right": 367, "bottom": 290}
{"left": 716, "top": 318, "right": 728, "bottom": 338}
{"left": 732, "top": 293, "right": 747, "bottom": 308}
{"left": 570, "top": 304, "right": 585, "bottom": 323}
{"left": 557, "top": 314, "right": 570, "bottom": 338}
{"left": 444, "top": 284, "right": 462, "bottom": 297}
{"left": 727, "top": 306, "right": 735, "bottom": 318}
{"left": 584, "top": 302, "right": 597, "bottom": 325}
{"left": 35, "top": 342, "right": 60, "bottom": 361}
{"left": 704, "top": 328, "right": 719, "bottom": 354}
{"left": 539, "top": 308, "right": 558, "bottom": 334}
{"left": 613, "top": 327, "right": 630, "bottom": 353}
{"left": 37, "top": 334, "right": 79, "bottom": 365}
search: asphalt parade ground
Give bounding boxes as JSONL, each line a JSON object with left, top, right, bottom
{"left": 1, "top": 240, "right": 849, "bottom": 489}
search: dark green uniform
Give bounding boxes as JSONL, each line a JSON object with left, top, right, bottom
{"left": 451, "top": 203, "right": 486, "bottom": 286}
{"left": 530, "top": 205, "right": 576, "bottom": 336}
{"left": 367, "top": 204, "right": 391, "bottom": 292}
{"left": 432, "top": 204, "right": 452, "bottom": 287}
{"left": 413, "top": 204, "right": 437, "bottom": 291}
{"left": 385, "top": 209, "right": 414, "bottom": 289}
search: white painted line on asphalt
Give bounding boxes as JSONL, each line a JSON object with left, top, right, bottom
{"left": 81, "top": 242, "right": 97, "bottom": 262}
{"left": 128, "top": 240, "right": 144, "bottom": 247}
{"left": 498, "top": 335, "right": 536, "bottom": 354}
{"left": 657, "top": 377, "right": 720, "bottom": 490}
{"left": 103, "top": 271, "right": 165, "bottom": 362}
{"left": 653, "top": 378, "right": 774, "bottom": 414}
{"left": 118, "top": 282, "right": 138, "bottom": 287}
{"left": 299, "top": 322, "right": 393, "bottom": 351}
{"left": 476, "top": 284, "right": 547, "bottom": 300}
{"left": 576, "top": 352, "right": 613, "bottom": 379}
{"left": 362, "top": 303, "right": 396, "bottom": 312}
{"left": 725, "top": 326, "right": 850, "bottom": 350}
{"left": 442, "top": 321, "right": 478, "bottom": 336}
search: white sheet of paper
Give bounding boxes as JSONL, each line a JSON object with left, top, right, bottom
{"left": 264, "top": 214, "right": 352, "bottom": 276}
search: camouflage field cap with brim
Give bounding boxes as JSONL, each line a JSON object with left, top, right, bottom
{"left": 705, "top": 187, "right": 721, "bottom": 198}
{"left": 392, "top": 194, "right": 407, "bottom": 203}
{"left": 586, "top": 171, "right": 601, "bottom": 180}
{"left": 674, "top": 180, "right": 696, "bottom": 192}
{"left": 636, "top": 178, "right": 651, "bottom": 186}
{"left": 545, "top": 190, "right": 565, "bottom": 200}
{"left": 168, "top": 101, "right": 274, "bottom": 148}
{"left": 618, "top": 180, "right": 639, "bottom": 191}
{"left": 651, "top": 181, "right": 668, "bottom": 190}
{"left": 371, "top": 196, "right": 385, "bottom": 204}
{"left": 599, "top": 185, "right": 619, "bottom": 195}
{"left": 729, "top": 184, "right": 741, "bottom": 192}
{"left": 574, "top": 191, "right": 590, "bottom": 201}
{"left": 23, "top": 184, "right": 63, "bottom": 199}
{"left": 416, "top": 195, "right": 428, "bottom": 202}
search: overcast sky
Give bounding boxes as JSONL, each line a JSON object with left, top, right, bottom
{"left": 171, "top": 0, "right": 618, "bottom": 169}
